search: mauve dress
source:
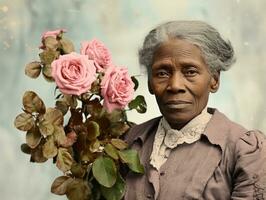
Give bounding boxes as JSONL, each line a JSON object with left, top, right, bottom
{"left": 124, "top": 108, "right": 266, "bottom": 200}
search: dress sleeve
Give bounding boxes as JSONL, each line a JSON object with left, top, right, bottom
{"left": 231, "top": 130, "right": 266, "bottom": 199}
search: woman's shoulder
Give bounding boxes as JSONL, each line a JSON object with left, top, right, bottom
{"left": 205, "top": 108, "right": 266, "bottom": 160}
{"left": 234, "top": 129, "right": 266, "bottom": 160}
{"left": 231, "top": 129, "right": 266, "bottom": 198}
{"left": 208, "top": 109, "right": 266, "bottom": 197}
{"left": 206, "top": 108, "right": 264, "bottom": 145}
{"left": 124, "top": 117, "right": 161, "bottom": 145}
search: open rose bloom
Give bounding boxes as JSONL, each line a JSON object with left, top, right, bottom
{"left": 81, "top": 39, "right": 112, "bottom": 72}
{"left": 15, "top": 31, "right": 146, "bottom": 200}
{"left": 51, "top": 40, "right": 135, "bottom": 111}
{"left": 101, "top": 66, "right": 135, "bottom": 112}
{"left": 51, "top": 52, "right": 97, "bottom": 96}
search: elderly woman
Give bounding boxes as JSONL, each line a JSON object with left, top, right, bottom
{"left": 124, "top": 21, "right": 266, "bottom": 199}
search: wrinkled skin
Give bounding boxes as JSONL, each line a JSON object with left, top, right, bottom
{"left": 149, "top": 39, "right": 220, "bottom": 129}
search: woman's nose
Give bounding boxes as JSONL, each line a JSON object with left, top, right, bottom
{"left": 166, "top": 73, "right": 186, "bottom": 93}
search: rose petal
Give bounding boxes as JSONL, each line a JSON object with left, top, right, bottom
{"left": 51, "top": 52, "right": 96, "bottom": 95}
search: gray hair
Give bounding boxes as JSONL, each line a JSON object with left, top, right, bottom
{"left": 139, "top": 20, "right": 236, "bottom": 76}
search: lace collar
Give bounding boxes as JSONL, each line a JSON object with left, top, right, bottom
{"left": 162, "top": 107, "right": 212, "bottom": 148}
{"left": 150, "top": 107, "right": 212, "bottom": 170}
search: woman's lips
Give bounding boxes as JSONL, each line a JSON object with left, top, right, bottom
{"left": 164, "top": 100, "right": 192, "bottom": 109}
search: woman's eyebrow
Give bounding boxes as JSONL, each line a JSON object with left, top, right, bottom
{"left": 152, "top": 59, "right": 173, "bottom": 66}
{"left": 152, "top": 64, "right": 173, "bottom": 71}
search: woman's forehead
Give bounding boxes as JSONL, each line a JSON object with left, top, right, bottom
{"left": 152, "top": 39, "right": 205, "bottom": 64}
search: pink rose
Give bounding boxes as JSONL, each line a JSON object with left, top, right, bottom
{"left": 80, "top": 39, "right": 112, "bottom": 72}
{"left": 41, "top": 29, "right": 66, "bottom": 40}
{"left": 51, "top": 52, "right": 97, "bottom": 95}
{"left": 101, "top": 66, "right": 134, "bottom": 112}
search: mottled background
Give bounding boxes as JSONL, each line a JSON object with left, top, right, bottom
{"left": 0, "top": 0, "right": 265, "bottom": 199}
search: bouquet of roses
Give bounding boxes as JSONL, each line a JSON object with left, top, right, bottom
{"left": 14, "top": 29, "right": 146, "bottom": 200}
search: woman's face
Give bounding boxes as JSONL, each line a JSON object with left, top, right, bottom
{"left": 149, "top": 39, "right": 219, "bottom": 129}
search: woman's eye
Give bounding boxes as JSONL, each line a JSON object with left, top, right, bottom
{"left": 156, "top": 71, "right": 169, "bottom": 78}
{"left": 184, "top": 69, "right": 197, "bottom": 77}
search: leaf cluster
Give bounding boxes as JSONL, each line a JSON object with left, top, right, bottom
{"left": 25, "top": 35, "right": 75, "bottom": 81}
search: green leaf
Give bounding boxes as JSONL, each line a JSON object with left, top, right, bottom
{"left": 26, "top": 126, "right": 42, "bottom": 148}
{"left": 39, "top": 49, "right": 59, "bottom": 65}
{"left": 104, "top": 144, "right": 119, "bottom": 160}
{"left": 105, "top": 110, "right": 124, "bottom": 123}
{"left": 87, "top": 121, "right": 100, "bottom": 141}
{"left": 42, "top": 108, "right": 64, "bottom": 126}
{"left": 51, "top": 176, "right": 73, "bottom": 195}
{"left": 30, "top": 142, "right": 48, "bottom": 163}
{"left": 100, "top": 173, "right": 125, "bottom": 200}
{"left": 70, "top": 162, "right": 86, "bottom": 178}
{"left": 42, "top": 64, "right": 54, "bottom": 82}
{"left": 53, "top": 126, "right": 67, "bottom": 146}
{"left": 56, "top": 147, "right": 73, "bottom": 172}
{"left": 25, "top": 61, "right": 42, "bottom": 79}
{"left": 128, "top": 95, "right": 147, "bottom": 113}
{"left": 60, "top": 37, "right": 75, "bottom": 54}
{"left": 38, "top": 108, "right": 63, "bottom": 137}
{"left": 23, "top": 91, "right": 46, "bottom": 114}
{"left": 68, "top": 109, "right": 83, "bottom": 127}
{"left": 64, "top": 94, "right": 77, "bottom": 108}
{"left": 43, "top": 36, "right": 59, "bottom": 50}
{"left": 131, "top": 76, "right": 139, "bottom": 91}
{"left": 84, "top": 98, "right": 103, "bottom": 118}
{"left": 55, "top": 100, "right": 69, "bottom": 115}
{"left": 80, "top": 148, "right": 94, "bottom": 163}
{"left": 14, "top": 113, "right": 34, "bottom": 131}
{"left": 118, "top": 149, "right": 144, "bottom": 173}
{"left": 111, "top": 139, "right": 128, "bottom": 150}
{"left": 39, "top": 121, "right": 54, "bottom": 136}
{"left": 89, "top": 139, "right": 101, "bottom": 153}
{"left": 66, "top": 179, "right": 91, "bottom": 200}
{"left": 90, "top": 181, "right": 102, "bottom": 200}
{"left": 43, "top": 135, "right": 58, "bottom": 159}
{"left": 21, "top": 143, "right": 32, "bottom": 154}
{"left": 92, "top": 156, "right": 117, "bottom": 188}
{"left": 67, "top": 96, "right": 78, "bottom": 109}
{"left": 110, "top": 122, "right": 130, "bottom": 137}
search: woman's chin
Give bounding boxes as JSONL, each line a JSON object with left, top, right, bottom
{"left": 163, "top": 113, "right": 195, "bottom": 129}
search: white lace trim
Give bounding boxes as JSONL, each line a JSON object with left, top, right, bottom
{"left": 150, "top": 107, "right": 212, "bottom": 170}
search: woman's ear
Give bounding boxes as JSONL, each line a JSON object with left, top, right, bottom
{"left": 210, "top": 72, "right": 220, "bottom": 93}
